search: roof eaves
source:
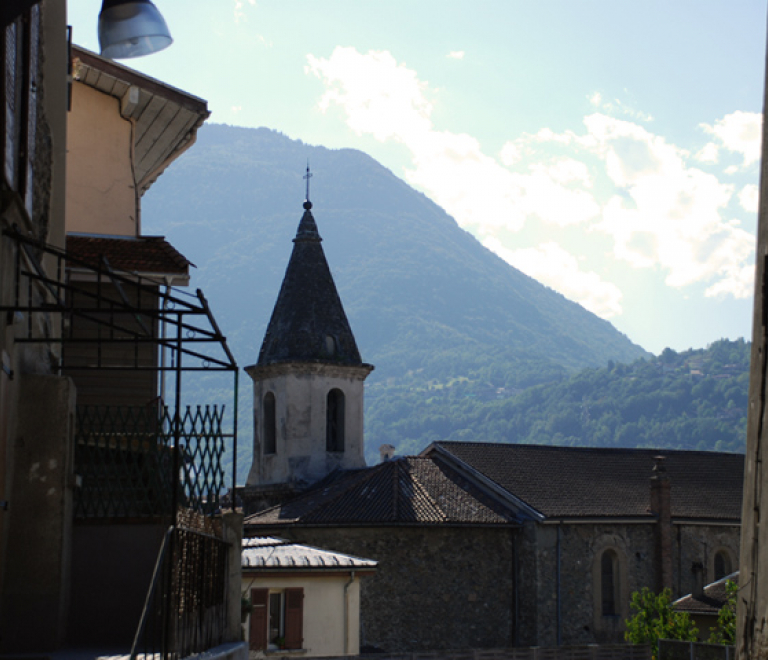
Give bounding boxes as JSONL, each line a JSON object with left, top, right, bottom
{"left": 72, "top": 45, "right": 209, "bottom": 114}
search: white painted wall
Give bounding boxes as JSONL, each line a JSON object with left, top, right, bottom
{"left": 242, "top": 573, "right": 363, "bottom": 657}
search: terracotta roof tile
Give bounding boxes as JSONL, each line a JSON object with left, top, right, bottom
{"left": 430, "top": 442, "right": 744, "bottom": 521}
{"left": 66, "top": 235, "right": 192, "bottom": 276}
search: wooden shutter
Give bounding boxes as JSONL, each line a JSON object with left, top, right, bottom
{"left": 249, "top": 588, "right": 269, "bottom": 651}
{"left": 284, "top": 587, "right": 304, "bottom": 650}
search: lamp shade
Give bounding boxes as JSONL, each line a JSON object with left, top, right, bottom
{"left": 98, "top": 0, "right": 173, "bottom": 59}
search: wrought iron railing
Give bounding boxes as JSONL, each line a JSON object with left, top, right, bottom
{"left": 0, "top": 226, "right": 240, "bottom": 503}
{"left": 132, "top": 525, "right": 230, "bottom": 660}
{"left": 75, "top": 403, "right": 230, "bottom": 518}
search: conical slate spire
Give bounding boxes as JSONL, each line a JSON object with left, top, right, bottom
{"left": 257, "top": 199, "right": 363, "bottom": 366}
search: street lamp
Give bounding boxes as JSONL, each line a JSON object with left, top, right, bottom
{"left": 98, "top": 0, "right": 172, "bottom": 59}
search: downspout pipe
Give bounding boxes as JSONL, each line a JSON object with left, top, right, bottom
{"left": 557, "top": 524, "right": 562, "bottom": 646}
{"left": 159, "top": 276, "right": 172, "bottom": 404}
{"left": 344, "top": 571, "right": 356, "bottom": 655}
{"left": 513, "top": 528, "right": 519, "bottom": 647}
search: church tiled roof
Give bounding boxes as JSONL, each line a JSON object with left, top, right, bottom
{"left": 66, "top": 234, "right": 191, "bottom": 275}
{"left": 427, "top": 442, "right": 744, "bottom": 521}
{"left": 244, "top": 456, "right": 518, "bottom": 527}
{"left": 255, "top": 201, "right": 365, "bottom": 367}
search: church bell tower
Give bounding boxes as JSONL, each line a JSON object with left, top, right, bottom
{"left": 244, "top": 173, "right": 374, "bottom": 495}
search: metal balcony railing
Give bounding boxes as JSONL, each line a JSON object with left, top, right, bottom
{"left": 132, "top": 525, "right": 230, "bottom": 660}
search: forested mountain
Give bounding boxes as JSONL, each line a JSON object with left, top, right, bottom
{"left": 369, "top": 338, "right": 749, "bottom": 459}
{"left": 141, "top": 124, "right": 741, "bottom": 480}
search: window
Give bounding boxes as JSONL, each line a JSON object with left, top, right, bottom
{"left": 263, "top": 392, "right": 276, "bottom": 455}
{"left": 326, "top": 388, "right": 345, "bottom": 452}
{"left": 249, "top": 587, "right": 304, "bottom": 651}
{"left": 601, "top": 549, "right": 619, "bottom": 616}
{"left": 714, "top": 550, "right": 732, "bottom": 581}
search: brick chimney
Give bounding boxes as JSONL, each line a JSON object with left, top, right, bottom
{"left": 650, "top": 455, "right": 673, "bottom": 593}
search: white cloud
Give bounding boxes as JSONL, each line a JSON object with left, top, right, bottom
{"left": 570, "top": 113, "right": 755, "bottom": 295}
{"left": 586, "top": 91, "right": 653, "bottom": 122}
{"left": 695, "top": 142, "right": 719, "bottom": 164}
{"left": 705, "top": 262, "right": 755, "bottom": 299}
{"left": 306, "top": 48, "right": 432, "bottom": 142}
{"left": 739, "top": 184, "right": 759, "bottom": 213}
{"left": 701, "top": 111, "right": 762, "bottom": 168}
{"left": 234, "top": 0, "right": 256, "bottom": 23}
{"left": 307, "top": 47, "right": 756, "bottom": 310}
{"left": 448, "top": 51, "right": 465, "bottom": 60}
{"left": 485, "top": 238, "right": 623, "bottom": 318}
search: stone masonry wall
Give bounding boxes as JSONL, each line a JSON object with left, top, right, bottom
{"left": 518, "top": 521, "right": 740, "bottom": 649}
{"left": 252, "top": 525, "right": 516, "bottom": 653}
{"left": 674, "top": 524, "right": 740, "bottom": 597}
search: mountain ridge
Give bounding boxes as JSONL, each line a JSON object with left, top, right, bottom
{"left": 141, "top": 123, "right": 653, "bottom": 478}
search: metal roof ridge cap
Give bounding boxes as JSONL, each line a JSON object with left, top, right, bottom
{"left": 427, "top": 444, "right": 545, "bottom": 522}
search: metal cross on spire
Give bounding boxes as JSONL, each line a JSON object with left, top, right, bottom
{"left": 304, "top": 161, "right": 313, "bottom": 202}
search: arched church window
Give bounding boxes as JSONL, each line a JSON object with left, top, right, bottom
{"left": 263, "top": 392, "right": 276, "bottom": 455}
{"left": 601, "top": 549, "right": 619, "bottom": 616}
{"left": 326, "top": 389, "right": 345, "bottom": 452}
{"left": 714, "top": 550, "right": 732, "bottom": 581}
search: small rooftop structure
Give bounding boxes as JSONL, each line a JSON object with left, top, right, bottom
{"left": 674, "top": 572, "right": 739, "bottom": 617}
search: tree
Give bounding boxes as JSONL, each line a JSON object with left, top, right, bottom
{"left": 709, "top": 579, "right": 737, "bottom": 645}
{"left": 625, "top": 588, "right": 698, "bottom": 657}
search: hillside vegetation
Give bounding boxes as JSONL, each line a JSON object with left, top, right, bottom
{"left": 367, "top": 338, "right": 749, "bottom": 461}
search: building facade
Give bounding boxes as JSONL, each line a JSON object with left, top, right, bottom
{"left": 1, "top": 5, "right": 242, "bottom": 653}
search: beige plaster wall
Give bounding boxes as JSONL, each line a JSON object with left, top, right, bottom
{"left": 242, "top": 573, "right": 362, "bottom": 657}
{"left": 66, "top": 82, "right": 137, "bottom": 237}
{"left": 247, "top": 364, "right": 368, "bottom": 487}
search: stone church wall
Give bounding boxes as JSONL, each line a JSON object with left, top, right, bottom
{"left": 253, "top": 525, "right": 516, "bottom": 652}
{"left": 516, "top": 521, "right": 740, "bottom": 649}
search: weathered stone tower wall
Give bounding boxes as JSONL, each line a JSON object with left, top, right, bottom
{"left": 246, "top": 362, "right": 371, "bottom": 487}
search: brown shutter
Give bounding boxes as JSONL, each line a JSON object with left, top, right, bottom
{"left": 249, "top": 588, "right": 269, "bottom": 651}
{"left": 284, "top": 587, "right": 304, "bottom": 650}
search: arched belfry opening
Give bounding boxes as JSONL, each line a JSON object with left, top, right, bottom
{"left": 242, "top": 176, "right": 374, "bottom": 511}
{"left": 326, "top": 389, "right": 345, "bottom": 453}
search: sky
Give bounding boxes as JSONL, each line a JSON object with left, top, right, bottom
{"left": 68, "top": 1, "right": 768, "bottom": 355}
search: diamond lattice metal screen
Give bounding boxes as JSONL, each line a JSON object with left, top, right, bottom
{"left": 75, "top": 403, "right": 229, "bottom": 519}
